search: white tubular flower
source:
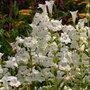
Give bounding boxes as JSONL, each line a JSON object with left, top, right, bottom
{"left": 0, "top": 65, "right": 3, "bottom": 74}
{"left": 65, "top": 52, "right": 72, "bottom": 63}
{"left": 88, "top": 28, "right": 90, "bottom": 38}
{"left": 58, "top": 55, "right": 71, "bottom": 71}
{"left": 77, "top": 18, "right": 88, "bottom": 29}
{"left": 5, "top": 57, "right": 18, "bottom": 69}
{"left": 59, "top": 32, "right": 71, "bottom": 44}
{"left": 49, "top": 20, "right": 62, "bottom": 31}
{"left": 45, "top": 0, "right": 54, "bottom": 14}
{"left": 49, "top": 42, "right": 58, "bottom": 51}
{"left": 8, "top": 76, "right": 21, "bottom": 87}
{"left": 16, "top": 36, "right": 24, "bottom": 44}
{"left": 0, "top": 76, "right": 9, "bottom": 90}
{"left": 15, "top": 48, "right": 30, "bottom": 64}
{"left": 70, "top": 10, "right": 78, "bottom": 23}
{"left": 38, "top": 4, "right": 47, "bottom": 14}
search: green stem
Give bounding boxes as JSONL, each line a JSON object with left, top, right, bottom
{"left": 54, "top": 78, "right": 58, "bottom": 90}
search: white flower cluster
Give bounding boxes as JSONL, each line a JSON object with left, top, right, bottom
{"left": 0, "top": 1, "right": 90, "bottom": 89}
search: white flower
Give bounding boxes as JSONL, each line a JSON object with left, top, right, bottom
{"left": 15, "top": 48, "right": 30, "bottom": 64}
{"left": 70, "top": 10, "right": 78, "bottom": 23}
{"left": 69, "top": 30, "right": 79, "bottom": 41}
{"left": 45, "top": 33, "right": 51, "bottom": 42}
{"left": 0, "top": 87, "right": 5, "bottom": 90}
{"left": 48, "top": 52, "right": 54, "bottom": 58}
{"left": 0, "top": 76, "right": 9, "bottom": 90}
{"left": 82, "top": 53, "right": 89, "bottom": 66}
{"left": 24, "top": 37, "right": 38, "bottom": 51}
{"left": 8, "top": 76, "right": 21, "bottom": 87}
{"left": 88, "top": 27, "right": 90, "bottom": 38}
{"left": 72, "top": 52, "right": 80, "bottom": 66}
{"left": 38, "top": 4, "right": 47, "bottom": 14}
{"left": 82, "top": 53, "right": 89, "bottom": 60}
{"left": 5, "top": 57, "right": 18, "bottom": 69}
{"left": 77, "top": 18, "right": 87, "bottom": 29}
{"left": 49, "top": 42, "right": 58, "bottom": 51}
{"left": 29, "top": 67, "right": 45, "bottom": 82}
{"left": 32, "top": 13, "right": 49, "bottom": 25}
{"left": 0, "top": 65, "right": 3, "bottom": 74}
{"left": 62, "top": 25, "right": 76, "bottom": 33}
{"left": 59, "top": 32, "right": 71, "bottom": 44}
{"left": 38, "top": 41, "right": 48, "bottom": 51}
{"left": 16, "top": 36, "right": 24, "bottom": 44}
{"left": 70, "top": 41, "right": 78, "bottom": 48}
{"left": 64, "top": 86, "right": 72, "bottom": 90}
{"left": 38, "top": 54, "right": 47, "bottom": 63}
{"left": 80, "top": 36, "right": 88, "bottom": 44}
{"left": 3, "top": 68, "right": 11, "bottom": 77}
{"left": 17, "top": 66, "right": 31, "bottom": 83}
{"left": 65, "top": 52, "right": 72, "bottom": 63}
{"left": 49, "top": 20, "right": 62, "bottom": 31}
{"left": 42, "top": 58, "right": 54, "bottom": 67}
{"left": 45, "top": 1, "right": 54, "bottom": 14}
{"left": 42, "top": 68, "right": 54, "bottom": 78}
{"left": 58, "top": 57, "right": 71, "bottom": 71}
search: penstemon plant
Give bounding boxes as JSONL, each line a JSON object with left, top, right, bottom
{"left": 0, "top": 1, "right": 90, "bottom": 90}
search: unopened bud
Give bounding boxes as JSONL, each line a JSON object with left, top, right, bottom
{"left": 78, "top": 45, "right": 85, "bottom": 52}
{"left": 64, "top": 76, "right": 70, "bottom": 81}
{"left": 76, "top": 68, "right": 80, "bottom": 72}
{"left": 82, "top": 28, "right": 87, "bottom": 32}
{"left": 54, "top": 63, "right": 58, "bottom": 69}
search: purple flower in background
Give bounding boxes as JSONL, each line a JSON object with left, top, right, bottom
{"left": 60, "top": 0, "right": 63, "bottom": 5}
{"left": 62, "top": 17, "right": 68, "bottom": 25}
{"left": 0, "top": 16, "right": 2, "bottom": 20}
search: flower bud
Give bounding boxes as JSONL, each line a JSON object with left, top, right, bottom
{"left": 78, "top": 45, "right": 85, "bottom": 52}
{"left": 82, "top": 28, "right": 87, "bottom": 32}
{"left": 70, "top": 75, "right": 74, "bottom": 78}
{"left": 66, "top": 67, "right": 71, "bottom": 71}
{"left": 76, "top": 68, "right": 80, "bottom": 72}
{"left": 64, "top": 76, "right": 70, "bottom": 81}
{"left": 54, "top": 63, "right": 58, "bottom": 69}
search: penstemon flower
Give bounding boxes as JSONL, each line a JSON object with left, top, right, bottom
{"left": 38, "top": 4, "right": 47, "bottom": 15}
{"left": 70, "top": 10, "right": 78, "bottom": 23}
{"left": 0, "top": 1, "right": 89, "bottom": 90}
{"left": 45, "top": 0, "right": 54, "bottom": 14}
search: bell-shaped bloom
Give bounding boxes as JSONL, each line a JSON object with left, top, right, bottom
{"left": 77, "top": 18, "right": 87, "bottom": 29}
{"left": 38, "top": 4, "right": 47, "bottom": 14}
{"left": 45, "top": 1, "right": 54, "bottom": 14}
{"left": 0, "top": 76, "right": 9, "bottom": 90}
{"left": 88, "top": 28, "right": 90, "bottom": 38}
{"left": 70, "top": 10, "right": 78, "bottom": 23}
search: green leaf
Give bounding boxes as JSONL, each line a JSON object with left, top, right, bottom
{"left": 14, "top": 1, "right": 19, "bottom": 16}
{"left": 0, "top": 29, "right": 4, "bottom": 36}
{"left": 6, "top": 17, "right": 14, "bottom": 23}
